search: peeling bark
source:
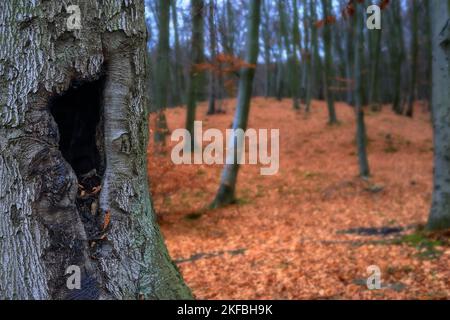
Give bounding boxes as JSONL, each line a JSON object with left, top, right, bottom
{"left": 0, "top": 0, "right": 191, "bottom": 300}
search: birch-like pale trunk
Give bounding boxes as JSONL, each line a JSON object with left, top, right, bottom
{"left": 0, "top": 0, "right": 191, "bottom": 299}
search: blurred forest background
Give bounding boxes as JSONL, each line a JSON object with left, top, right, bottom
{"left": 144, "top": 0, "right": 450, "bottom": 299}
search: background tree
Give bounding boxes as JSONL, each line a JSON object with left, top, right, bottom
{"left": 388, "top": 0, "right": 406, "bottom": 114}
{"left": 171, "top": 0, "right": 187, "bottom": 106}
{"left": 368, "top": 2, "right": 383, "bottom": 111}
{"left": 321, "top": 0, "right": 338, "bottom": 124}
{"left": 406, "top": 0, "right": 419, "bottom": 118}
{"left": 154, "top": 0, "right": 171, "bottom": 145}
{"left": 212, "top": 0, "right": 262, "bottom": 208}
{"left": 353, "top": 1, "right": 370, "bottom": 178}
{"left": 186, "top": 0, "right": 205, "bottom": 148}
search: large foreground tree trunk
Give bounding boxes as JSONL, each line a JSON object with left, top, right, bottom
{"left": 0, "top": 0, "right": 191, "bottom": 299}
{"left": 427, "top": 0, "right": 450, "bottom": 231}
{"left": 211, "top": 0, "right": 262, "bottom": 208}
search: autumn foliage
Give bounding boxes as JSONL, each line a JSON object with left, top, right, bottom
{"left": 148, "top": 98, "right": 449, "bottom": 300}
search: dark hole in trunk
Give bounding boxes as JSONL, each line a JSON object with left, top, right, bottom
{"left": 49, "top": 77, "right": 105, "bottom": 179}
{"left": 49, "top": 77, "right": 108, "bottom": 243}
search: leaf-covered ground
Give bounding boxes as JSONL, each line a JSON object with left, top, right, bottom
{"left": 148, "top": 98, "right": 449, "bottom": 300}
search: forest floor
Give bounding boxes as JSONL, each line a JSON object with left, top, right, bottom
{"left": 148, "top": 98, "right": 449, "bottom": 300}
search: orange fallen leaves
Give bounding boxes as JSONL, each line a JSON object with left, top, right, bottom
{"left": 148, "top": 98, "right": 449, "bottom": 300}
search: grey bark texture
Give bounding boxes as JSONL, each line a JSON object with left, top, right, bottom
{"left": 427, "top": 0, "right": 450, "bottom": 231}
{"left": 0, "top": 0, "right": 192, "bottom": 299}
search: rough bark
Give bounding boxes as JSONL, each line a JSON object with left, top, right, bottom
{"left": 427, "top": 0, "right": 450, "bottom": 231}
{"left": 0, "top": 0, "right": 191, "bottom": 299}
{"left": 212, "top": 0, "right": 262, "bottom": 208}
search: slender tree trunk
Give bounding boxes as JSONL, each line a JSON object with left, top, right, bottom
{"left": 207, "top": 0, "right": 218, "bottom": 115}
{"left": 154, "top": 0, "right": 171, "bottom": 145}
{"left": 186, "top": 0, "right": 205, "bottom": 148}
{"left": 427, "top": 0, "right": 450, "bottom": 231}
{"left": 389, "top": 0, "right": 405, "bottom": 114}
{"left": 171, "top": 0, "right": 186, "bottom": 106}
{"left": 262, "top": 0, "right": 272, "bottom": 99}
{"left": 292, "top": 0, "right": 302, "bottom": 110}
{"left": 278, "top": 0, "right": 300, "bottom": 110}
{"left": 275, "top": 32, "right": 284, "bottom": 101}
{"left": 310, "top": 0, "right": 322, "bottom": 103}
{"left": 303, "top": 0, "right": 313, "bottom": 112}
{"left": 354, "top": 2, "right": 370, "bottom": 178}
{"left": 368, "top": 26, "right": 382, "bottom": 111}
{"left": 321, "top": 0, "right": 338, "bottom": 124}
{"left": 0, "top": 0, "right": 192, "bottom": 299}
{"left": 406, "top": 0, "right": 419, "bottom": 117}
{"left": 345, "top": 14, "right": 355, "bottom": 106}
{"left": 211, "top": 0, "right": 262, "bottom": 208}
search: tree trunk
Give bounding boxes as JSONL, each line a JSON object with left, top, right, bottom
{"left": 0, "top": 0, "right": 191, "bottom": 299}
{"left": 321, "top": 0, "right": 338, "bottom": 124}
{"left": 310, "top": 0, "right": 322, "bottom": 104}
{"left": 207, "top": 0, "right": 218, "bottom": 115}
{"left": 406, "top": 0, "right": 419, "bottom": 118}
{"left": 354, "top": 2, "right": 370, "bottom": 178}
{"left": 211, "top": 0, "right": 262, "bottom": 208}
{"left": 278, "top": 0, "right": 300, "bottom": 110}
{"left": 303, "top": 0, "right": 313, "bottom": 112}
{"left": 186, "top": 0, "right": 205, "bottom": 148}
{"left": 368, "top": 26, "right": 382, "bottom": 111}
{"left": 427, "top": 0, "right": 450, "bottom": 231}
{"left": 154, "top": 0, "right": 171, "bottom": 145}
{"left": 389, "top": 0, "right": 405, "bottom": 114}
{"left": 171, "top": 0, "right": 186, "bottom": 106}
{"left": 262, "top": 0, "right": 272, "bottom": 99}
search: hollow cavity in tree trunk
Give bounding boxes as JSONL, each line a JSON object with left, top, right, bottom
{"left": 49, "top": 76, "right": 110, "bottom": 263}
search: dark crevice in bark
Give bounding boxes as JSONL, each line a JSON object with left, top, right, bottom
{"left": 49, "top": 77, "right": 106, "bottom": 178}
{"left": 47, "top": 75, "right": 112, "bottom": 299}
